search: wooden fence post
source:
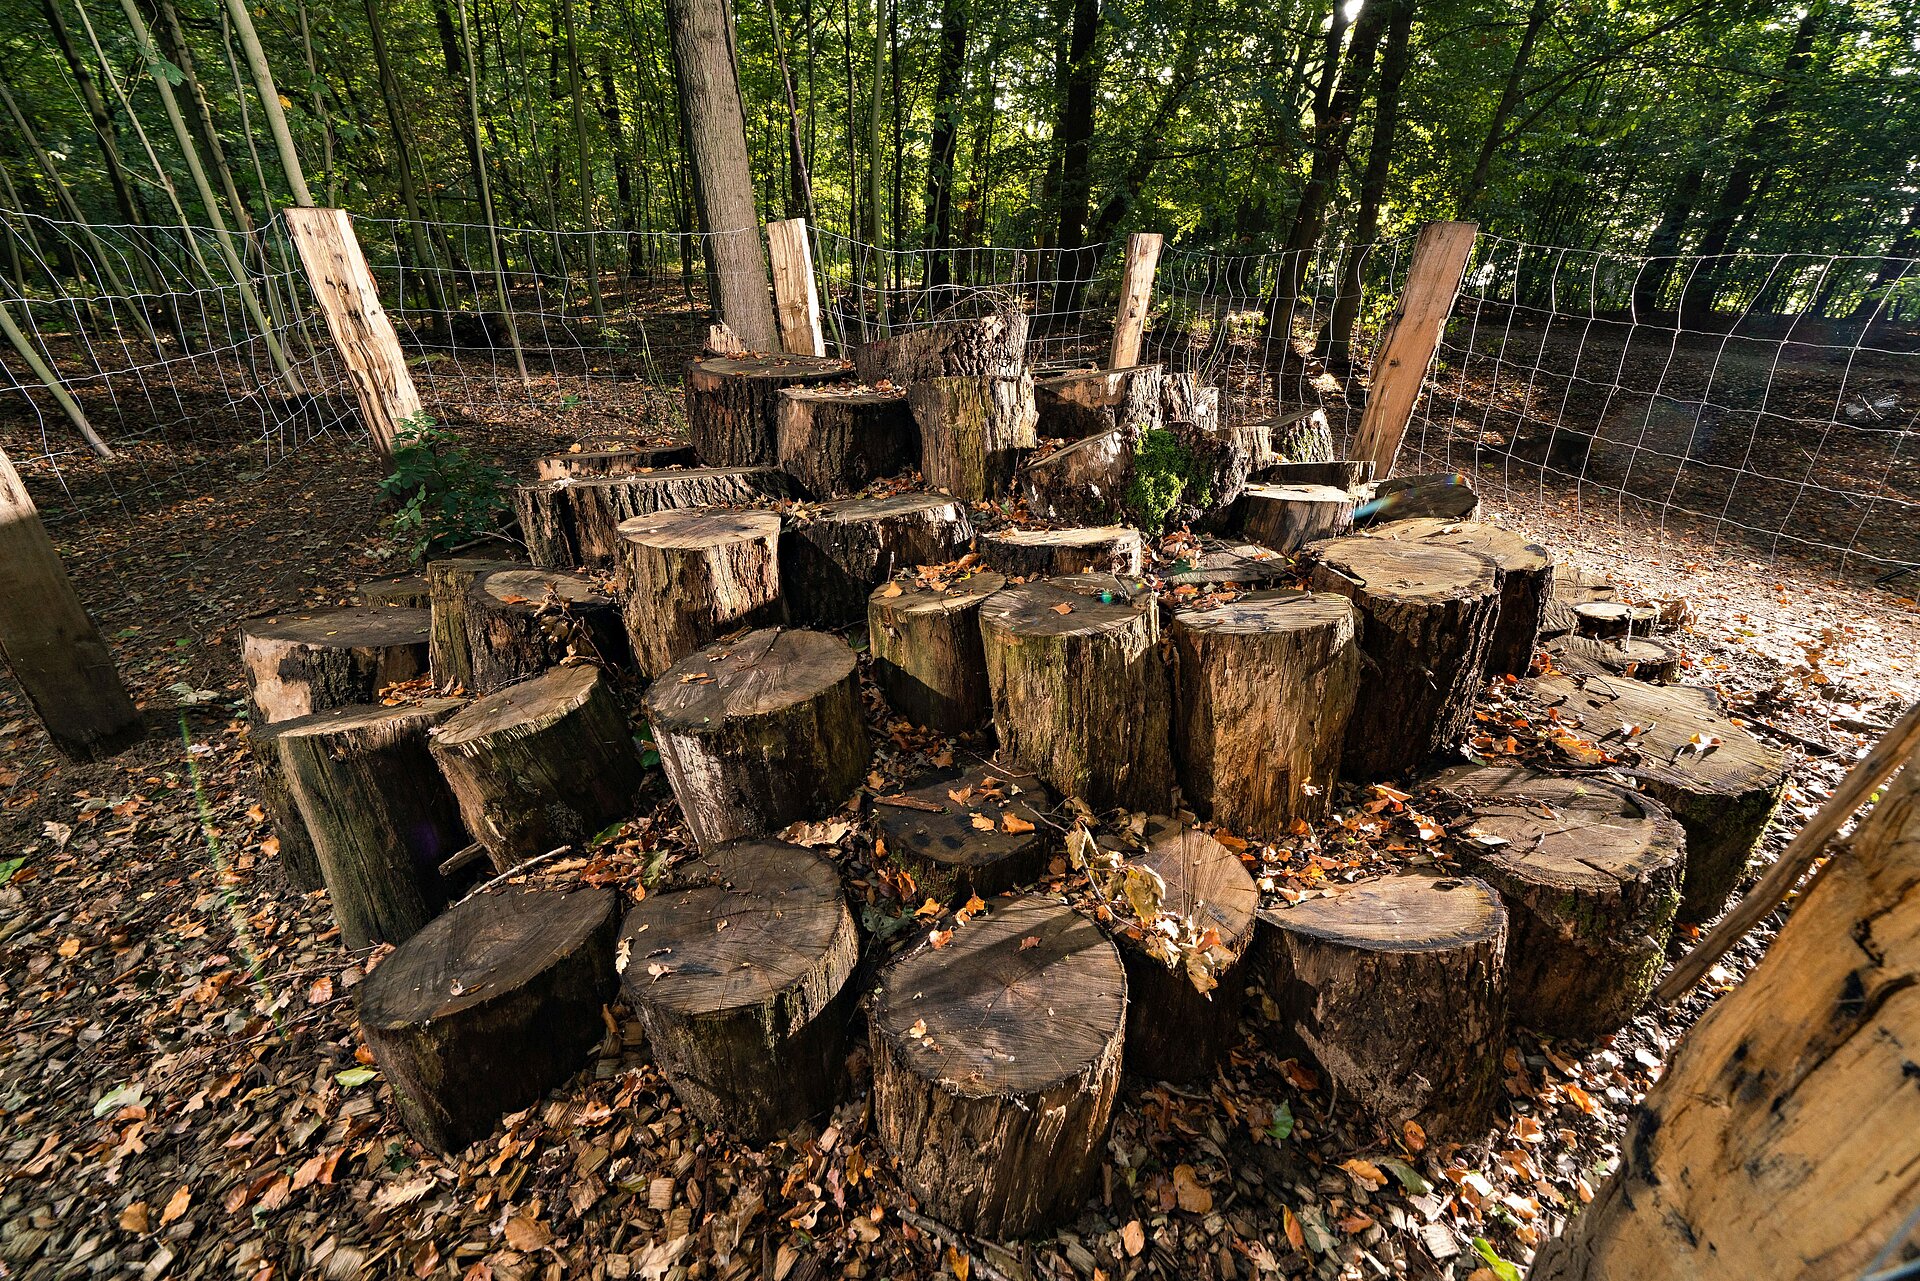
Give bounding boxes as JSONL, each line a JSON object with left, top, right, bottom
{"left": 284, "top": 207, "right": 423, "bottom": 463}
{"left": 1109, "top": 232, "right": 1163, "bottom": 369}
{"left": 0, "top": 445, "right": 142, "bottom": 760}
{"left": 767, "top": 218, "right": 827, "bottom": 358}
{"left": 1351, "top": 221, "right": 1478, "bottom": 476}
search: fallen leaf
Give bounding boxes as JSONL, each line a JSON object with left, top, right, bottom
{"left": 1001, "top": 812, "right": 1035, "bottom": 834}
{"left": 503, "top": 1213, "right": 552, "bottom": 1252}
{"left": 1051, "top": 602, "right": 1073, "bottom": 615}
{"left": 119, "top": 1202, "right": 150, "bottom": 1233}
{"left": 1120, "top": 1220, "right": 1146, "bottom": 1257}
{"left": 159, "top": 1184, "right": 191, "bottom": 1227}
{"left": 1172, "top": 1164, "right": 1213, "bottom": 1214}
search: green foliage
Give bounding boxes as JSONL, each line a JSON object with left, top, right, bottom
{"left": 1126, "top": 428, "right": 1212, "bottom": 533}
{"left": 377, "top": 416, "right": 510, "bottom": 563}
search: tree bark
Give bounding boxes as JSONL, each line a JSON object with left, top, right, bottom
{"left": 241, "top": 606, "right": 431, "bottom": 724}
{"left": 1034, "top": 365, "right": 1164, "bottom": 441}
{"left": 462, "top": 567, "right": 630, "bottom": 694}
{"left": 780, "top": 492, "right": 974, "bottom": 624}
{"left": 853, "top": 307, "right": 1028, "bottom": 384}
{"left": 978, "top": 526, "right": 1144, "bottom": 579}
{"left": 615, "top": 508, "right": 784, "bottom": 675}
{"left": 427, "top": 559, "right": 524, "bottom": 689}
{"left": 867, "top": 570, "right": 1005, "bottom": 733}
{"left": 684, "top": 354, "right": 852, "bottom": 467}
{"left": 775, "top": 386, "right": 915, "bottom": 497}
{"left": 514, "top": 467, "right": 795, "bottom": 569}
{"left": 870, "top": 764, "right": 1053, "bottom": 901}
{"left": 908, "top": 375, "right": 1040, "bottom": 501}
{"left": 1365, "top": 517, "right": 1554, "bottom": 677}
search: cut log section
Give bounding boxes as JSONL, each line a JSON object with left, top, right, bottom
{"left": 1545, "top": 633, "right": 1681, "bottom": 683}
{"left": 1034, "top": 364, "right": 1165, "bottom": 440}
{"left": 241, "top": 606, "right": 431, "bottom": 724}
{"left": 274, "top": 699, "right": 469, "bottom": 948}
{"left": 775, "top": 385, "right": 915, "bottom": 498}
{"left": 430, "top": 666, "right": 646, "bottom": 871}
{"left": 1258, "top": 874, "right": 1508, "bottom": 1138}
{"left": 643, "top": 629, "right": 869, "bottom": 848}
{"left": 1535, "top": 673, "right": 1786, "bottom": 920}
{"left": 870, "top": 895, "right": 1125, "bottom": 1238}
{"left": 908, "top": 374, "right": 1040, "bottom": 501}
{"left": 1254, "top": 459, "right": 1374, "bottom": 490}
{"left": 1367, "top": 517, "right": 1555, "bottom": 678}
{"left": 1171, "top": 593, "right": 1361, "bottom": 834}
{"left": 618, "top": 841, "right": 858, "bottom": 1141}
{"left": 463, "top": 567, "right": 629, "bottom": 695}
{"left": 615, "top": 508, "right": 784, "bottom": 677}
{"left": 427, "top": 558, "right": 523, "bottom": 689}
{"left": 1019, "top": 428, "right": 1132, "bottom": 522}
{"left": 1238, "top": 483, "right": 1356, "bottom": 554}
{"left": 979, "top": 574, "right": 1175, "bottom": 813}
{"left": 1115, "top": 819, "right": 1259, "bottom": 1083}
{"left": 1354, "top": 471, "right": 1479, "bottom": 525}
{"left": 978, "top": 526, "right": 1145, "bottom": 579}
{"left": 357, "top": 575, "right": 430, "bottom": 608}
{"left": 872, "top": 764, "right": 1055, "bottom": 902}
{"left": 683, "top": 354, "right": 851, "bottom": 467}
{"left": 357, "top": 884, "right": 619, "bottom": 1153}
{"left": 781, "top": 492, "right": 974, "bottom": 625}
{"left": 1574, "top": 601, "right": 1660, "bottom": 639}
{"left": 1540, "top": 569, "right": 1615, "bottom": 640}
{"left": 1160, "top": 371, "right": 1220, "bottom": 433}
{"left": 1158, "top": 542, "right": 1295, "bottom": 594}
{"left": 535, "top": 444, "right": 697, "bottom": 479}
{"left": 247, "top": 719, "right": 323, "bottom": 892}
{"left": 853, "top": 307, "right": 1028, "bottom": 385}
{"left": 1255, "top": 405, "right": 1335, "bottom": 465}
{"left": 514, "top": 468, "right": 795, "bottom": 570}
{"left": 868, "top": 570, "right": 1006, "bottom": 734}
{"left": 1307, "top": 537, "right": 1503, "bottom": 778}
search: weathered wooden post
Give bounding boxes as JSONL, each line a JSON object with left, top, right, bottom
{"left": 1109, "top": 231, "right": 1163, "bottom": 369}
{"left": 1350, "top": 221, "right": 1478, "bottom": 477}
{"left": 766, "top": 217, "right": 827, "bottom": 357}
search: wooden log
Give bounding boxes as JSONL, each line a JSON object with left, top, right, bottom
{"left": 977, "top": 526, "right": 1145, "bottom": 579}
{"left": 1237, "top": 483, "right": 1355, "bottom": 554}
{"left": 868, "top": 570, "right": 1006, "bottom": 734}
{"left": 1158, "top": 541, "right": 1294, "bottom": 594}
{"left": 429, "top": 665, "right": 647, "bottom": 872}
{"left": 979, "top": 574, "right": 1175, "bottom": 812}
{"left": 870, "top": 895, "right": 1126, "bottom": 1238}
{"left": 1254, "top": 458, "right": 1374, "bottom": 490}
{"left": 535, "top": 444, "right": 697, "bottom": 479}
{"left": 1545, "top": 633, "right": 1681, "bottom": 683}
{"left": 1307, "top": 537, "right": 1502, "bottom": 778}
{"left": 425, "top": 558, "right": 521, "bottom": 689}
{"left": 908, "top": 373, "right": 1040, "bottom": 501}
{"left": 617, "top": 840, "right": 858, "bottom": 1141}
{"left": 775, "top": 385, "right": 915, "bottom": 498}
{"left": 1354, "top": 471, "right": 1479, "bottom": 525}
{"left": 1540, "top": 568, "right": 1616, "bottom": 640}
{"left": 767, "top": 216, "right": 827, "bottom": 356}
{"left": 514, "top": 467, "right": 795, "bottom": 570}
{"left": 615, "top": 508, "right": 784, "bottom": 677}
{"left": 1110, "top": 232, "right": 1163, "bottom": 369}
{"left": 870, "top": 764, "right": 1054, "bottom": 903}
{"left": 684, "top": 354, "right": 852, "bottom": 467}
{"left": 1160, "top": 370, "right": 1220, "bottom": 434}
{"left": 357, "top": 574, "right": 430, "bottom": 608}
{"left": 1535, "top": 673, "right": 1786, "bottom": 920}
{"left": 780, "top": 492, "right": 974, "bottom": 625}
{"left": 1034, "top": 364, "right": 1164, "bottom": 441}
{"left": 1349, "top": 221, "right": 1479, "bottom": 474}
{"left": 1115, "top": 819, "right": 1259, "bottom": 1083}
{"left": 852, "top": 307, "right": 1028, "bottom": 385}
{"left": 1366, "top": 517, "right": 1555, "bottom": 678}
{"left": 643, "top": 628, "right": 869, "bottom": 848}
{"left": 1258, "top": 873, "right": 1507, "bottom": 1138}
{"left": 1019, "top": 428, "right": 1131, "bottom": 522}
{"left": 356, "top": 884, "right": 619, "bottom": 1153}
{"left": 1171, "top": 593, "right": 1360, "bottom": 835}
{"left": 1424, "top": 764, "right": 1685, "bottom": 1038}
{"left": 274, "top": 699, "right": 469, "bottom": 948}
{"left": 241, "top": 605, "right": 431, "bottom": 724}
{"left": 463, "top": 567, "right": 629, "bottom": 695}
{"left": 1574, "top": 601, "right": 1660, "bottom": 639}
{"left": 247, "top": 718, "right": 324, "bottom": 893}
{"left": 1254, "top": 405, "right": 1335, "bottom": 465}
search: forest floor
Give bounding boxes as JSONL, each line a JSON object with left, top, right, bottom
{"left": 3, "top": 377, "right": 1919, "bottom": 1281}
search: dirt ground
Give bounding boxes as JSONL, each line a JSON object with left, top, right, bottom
{"left": 4, "top": 351, "right": 1919, "bottom": 1281}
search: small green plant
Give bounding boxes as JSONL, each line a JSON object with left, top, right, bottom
{"left": 1126, "top": 428, "right": 1212, "bottom": 533}
{"left": 379, "top": 415, "right": 511, "bottom": 562}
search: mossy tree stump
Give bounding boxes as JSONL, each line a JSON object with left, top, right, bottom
{"left": 1171, "top": 593, "right": 1361, "bottom": 834}
{"left": 979, "top": 574, "right": 1174, "bottom": 813}
{"left": 463, "top": 567, "right": 629, "bottom": 695}
{"left": 775, "top": 385, "right": 916, "bottom": 498}
{"left": 643, "top": 629, "right": 869, "bottom": 848}
{"left": 870, "top": 895, "right": 1126, "bottom": 1238}
{"left": 357, "top": 885, "right": 619, "bottom": 1153}
{"left": 868, "top": 570, "right": 1006, "bottom": 734}
{"left": 1034, "top": 364, "right": 1164, "bottom": 440}
{"left": 1368, "top": 518, "right": 1556, "bottom": 678}
{"left": 781, "top": 492, "right": 974, "bottom": 625}
{"left": 618, "top": 841, "right": 858, "bottom": 1141}
{"left": 1238, "top": 483, "right": 1356, "bottom": 554}
{"left": 615, "top": 508, "right": 784, "bottom": 677}
{"left": 684, "top": 355, "right": 852, "bottom": 467}
{"left": 908, "top": 374, "right": 1041, "bottom": 500}
{"left": 514, "top": 468, "right": 794, "bottom": 570}
{"left": 978, "top": 526, "right": 1145, "bottom": 579}
{"left": 1259, "top": 874, "right": 1508, "bottom": 1139}
{"left": 1255, "top": 405, "right": 1335, "bottom": 465}
{"left": 871, "top": 764, "right": 1055, "bottom": 903}
{"left": 535, "top": 444, "right": 696, "bottom": 479}
{"left": 241, "top": 606, "right": 431, "bottom": 724}
{"left": 853, "top": 308, "right": 1028, "bottom": 385}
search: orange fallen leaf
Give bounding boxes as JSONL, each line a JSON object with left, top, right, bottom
{"left": 1172, "top": 1164, "right": 1212, "bottom": 1214}
{"left": 159, "top": 1184, "right": 191, "bottom": 1227}
{"left": 1001, "top": 813, "right": 1035, "bottom": 834}
{"left": 929, "top": 928, "right": 954, "bottom": 949}
{"left": 1051, "top": 602, "right": 1073, "bottom": 615}
{"left": 1120, "top": 1220, "right": 1146, "bottom": 1257}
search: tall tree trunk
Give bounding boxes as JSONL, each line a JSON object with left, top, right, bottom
{"left": 1085, "top": 4, "right": 1204, "bottom": 251}
{"left": 222, "top": 0, "right": 314, "bottom": 204}
{"left": 561, "top": 0, "right": 608, "bottom": 326}
{"left": 363, "top": 0, "right": 450, "bottom": 317}
{"left": 296, "top": 0, "right": 338, "bottom": 203}
{"left": 1051, "top": 0, "right": 1099, "bottom": 308}
{"left": 458, "top": 0, "right": 531, "bottom": 383}
{"left": 152, "top": 0, "right": 256, "bottom": 234}
{"left": 1458, "top": 0, "right": 1549, "bottom": 216}
{"left": 1851, "top": 200, "right": 1920, "bottom": 321}
{"left": 1633, "top": 163, "right": 1703, "bottom": 317}
{"left": 44, "top": 0, "right": 148, "bottom": 228}
{"left": 922, "top": 0, "right": 968, "bottom": 286}
{"left": 766, "top": 0, "right": 815, "bottom": 220}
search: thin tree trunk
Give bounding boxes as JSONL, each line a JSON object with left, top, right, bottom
{"left": 766, "top": 0, "right": 815, "bottom": 221}
{"left": 1851, "top": 200, "right": 1920, "bottom": 321}
{"left": 922, "top": 0, "right": 967, "bottom": 286}
{"left": 153, "top": 0, "right": 257, "bottom": 234}
{"left": 561, "top": 0, "right": 608, "bottom": 326}
{"left": 1051, "top": 0, "right": 1099, "bottom": 309}
{"left": 44, "top": 0, "right": 149, "bottom": 229}
{"left": 1633, "top": 163, "right": 1703, "bottom": 317}
{"left": 1459, "top": 0, "right": 1550, "bottom": 216}
{"left": 223, "top": 0, "right": 314, "bottom": 204}
{"left": 363, "top": 0, "right": 451, "bottom": 318}
{"left": 458, "top": 0, "right": 531, "bottom": 384}
{"left": 296, "top": 0, "right": 337, "bottom": 203}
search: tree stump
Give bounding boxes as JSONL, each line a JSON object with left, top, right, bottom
{"left": 1255, "top": 459, "right": 1374, "bottom": 490}
{"left": 775, "top": 385, "right": 915, "bottom": 497}
{"left": 868, "top": 570, "right": 1006, "bottom": 734}
{"left": 978, "top": 526, "right": 1145, "bottom": 579}
{"left": 274, "top": 699, "right": 470, "bottom": 948}
{"left": 618, "top": 840, "right": 858, "bottom": 1141}
{"left": 426, "top": 558, "right": 522, "bottom": 689}
{"left": 514, "top": 468, "right": 795, "bottom": 570}
{"left": 1355, "top": 471, "right": 1479, "bottom": 525}
{"left": 1544, "top": 633, "right": 1681, "bottom": 683}
{"left": 356, "top": 884, "right": 619, "bottom": 1153}
{"left": 1574, "top": 601, "right": 1660, "bottom": 639}
{"left": 1158, "top": 541, "right": 1295, "bottom": 594}
{"left": 1367, "top": 518, "right": 1556, "bottom": 678}
{"left": 908, "top": 374, "right": 1041, "bottom": 500}
{"left": 871, "top": 764, "right": 1055, "bottom": 903}
{"left": 1019, "top": 428, "right": 1132, "bottom": 522}
{"left": 979, "top": 574, "right": 1175, "bottom": 812}
{"left": 1034, "top": 364, "right": 1164, "bottom": 440}
{"left": 853, "top": 307, "right": 1028, "bottom": 385}
{"left": 780, "top": 492, "right": 974, "bottom": 624}
{"left": 1540, "top": 569, "right": 1615, "bottom": 640}
{"left": 1171, "top": 593, "right": 1361, "bottom": 834}
{"left": 462, "top": 567, "right": 629, "bottom": 695}
{"left": 357, "top": 575, "right": 430, "bottom": 608}
{"left": 1258, "top": 874, "right": 1508, "bottom": 1138}
{"left": 241, "top": 606, "right": 431, "bottom": 724}
{"left": 615, "top": 508, "right": 784, "bottom": 677}
{"left": 1307, "top": 537, "right": 1503, "bottom": 778}
{"left": 1257, "top": 405, "right": 1336, "bottom": 465}
{"left": 430, "top": 665, "right": 646, "bottom": 871}
{"left": 1535, "top": 673, "right": 1786, "bottom": 920}
{"left": 643, "top": 629, "right": 869, "bottom": 848}
{"left": 684, "top": 355, "right": 852, "bottom": 467}
{"left": 1115, "top": 819, "right": 1259, "bottom": 1083}
{"left": 535, "top": 444, "right": 696, "bottom": 479}
{"left": 1238, "top": 483, "right": 1356, "bottom": 554}
{"left": 247, "top": 718, "right": 324, "bottom": 893}
{"left": 870, "top": 894, "right": 1126, "bottom": 1238}
{"left": 1161, "top": 370, "right": 1220, "bottom": 434}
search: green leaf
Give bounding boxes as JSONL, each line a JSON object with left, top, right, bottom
{"left": 0, "top": 856, "right": 24, "bottom": 885}
{"left": 589, "top": 819, "right": 627, "bottom": 847}
{"left": 1472, "top": 1237, "right": 1524, "bottom": 1281}
{"left": 335, "top": 1066, "right": 377, "bottom": 1089}
{"left": 1378, "top": 1157, "right": 1431, "bottom": 1195}
{"left": 93, "top": 1082, "right": 146, "bottom": 1117}
{"left": 1265, "top": 1099, "right": 1294, "bottom": 1141}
